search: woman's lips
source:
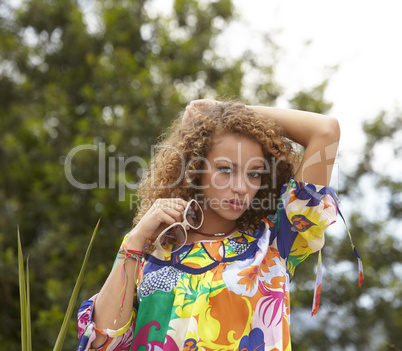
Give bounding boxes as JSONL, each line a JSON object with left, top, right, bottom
{"left": 227, "top": 199, "right": 245, "bottom": 211}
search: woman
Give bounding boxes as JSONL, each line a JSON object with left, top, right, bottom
{"left": 77, "top": 100, "right": 362, "bottom": 350}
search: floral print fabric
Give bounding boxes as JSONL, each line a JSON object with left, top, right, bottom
{"left": 77, "top": 178, "right": 340, "bottom": 351}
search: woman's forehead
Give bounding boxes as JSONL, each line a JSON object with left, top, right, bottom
{"left": 208, "top": 134, "right": 264, "bottom": 165}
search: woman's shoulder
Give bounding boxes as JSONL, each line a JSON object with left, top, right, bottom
{"left": 279, "top": 177, "right": 338, "bottom": 203}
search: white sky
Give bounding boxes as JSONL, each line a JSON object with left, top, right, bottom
{"left": 208, "top": 0, "right": 402, "bottom": 233}
{"left": 227, "top": 0, "right": 402, "bottom": 162}
{"left": 12, "top": 0, "right": 402, "bottom": 195}
{"left": 148, "top": 0, "right": 402, "bottom": 176}
{"left": 229, "top": 0, "right": 402, "bottom": 221}
{"left": 10, "top": 0, "right": 402, "bottom": 157}
{"left": 145, "top": 0, "right": 402, "bottom": 227}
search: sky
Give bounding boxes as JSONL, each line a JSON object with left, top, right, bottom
{"left": 227, "top": 0, "right": 402, "bottom": 160}
{"left": 11, "top": 0, "right": 402, "bottom": 223}
{"left": 229, "top": 1, "right": 402, "bottom": 318}
{"left": 10, "top": 0, "right": 402, "bottom": 165}
{"left": 147, "top": 0, "right": 402, "bottom": 176}
{"left": 212, "top": 0, "right": 402, "bottom": 232}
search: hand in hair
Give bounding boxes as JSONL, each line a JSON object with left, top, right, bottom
{"left": 182, "top": 99, "right": 221, "bottom": 124}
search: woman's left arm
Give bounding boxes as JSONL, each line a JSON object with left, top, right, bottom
{"left": 249, "top": 105, "right": 340, "bottom": 186}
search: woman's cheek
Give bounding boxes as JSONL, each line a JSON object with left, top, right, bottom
{"left": 211, "top": 173, "right": 231, "bottom": 189}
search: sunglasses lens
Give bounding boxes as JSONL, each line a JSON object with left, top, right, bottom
{"left": 159, "top": 225, "right": 186, "bottom": 252}
{"left": 186, "top": 201, "right": 203, "bottom": 229}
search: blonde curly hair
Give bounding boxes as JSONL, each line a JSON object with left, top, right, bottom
{"left": 133, "top": 101, "right": 299, "bottom": 232}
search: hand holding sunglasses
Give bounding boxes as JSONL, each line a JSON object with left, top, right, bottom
{"left": 155, "top": 199, "right": 204, "bottom": 253}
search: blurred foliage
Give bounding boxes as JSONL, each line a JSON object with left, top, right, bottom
{"left": 0, "top": 0, "right": 279, "bottom": 349}
{"left": 1, "top": 0, "right": 401, "bottom": 350}
{"left": 290, "top": 109, "right": 402, "bottom": 351}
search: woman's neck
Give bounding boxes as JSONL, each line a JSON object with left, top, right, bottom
{"left": 191, "top": 225, "right": 237, "bottom": 237}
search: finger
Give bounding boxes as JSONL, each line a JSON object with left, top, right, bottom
{"left": 150, "top": 200, "right": 186, "bottom": 221}
{"left": 168, "top": 198, "right": 189, "bottom": 206}
{"left": 152, "top": 198, "right": 188, "bottom": 212}
{"left": 193, "top": 99, "right": 217, "bottom": 107}
{"left": 182, "top": 107, "right": 191, "bottom": 124}
{"left": 156, "top": 197, "right": 188, "bottom": 204}
{"left": 155, "top": 211, "right": 177, "bottom": 227}
{"left": 168, "top": 203, "right": 186, "bottom": 215}
{"left": 161, "top": 207, "right": 184, "bottom": 223}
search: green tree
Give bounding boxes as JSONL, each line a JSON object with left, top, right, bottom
{"left": 0, "top": 0, "right": 281, "bottom": 349}
{"left": 335, "top": 111, "right": 402, "bottom": 351}
{"left": 290, "top": 107, "right": 402, "bottom": 350}
{"left": 6, "top": 1, "right": 396, "bottom": 350}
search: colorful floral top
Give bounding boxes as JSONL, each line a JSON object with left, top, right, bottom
{"left": 77, "top": 178, "right": 361, "bottom": 351}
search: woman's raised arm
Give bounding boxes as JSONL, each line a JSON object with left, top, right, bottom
{"left": 248, "top": 105, "right": 340, "bottom": 186}
{"left": 182, "top": 99, "right": 339, "bottom": 186}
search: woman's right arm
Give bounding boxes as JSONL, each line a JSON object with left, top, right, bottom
{"left": 89, "top": 198, "right": 188, "bottom": 349}
{"left": 89, "top": 231, "right": 145, "bottom": 348}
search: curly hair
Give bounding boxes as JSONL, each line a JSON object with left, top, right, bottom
{"left": 133, "top": 101, "right": 299, "bottom": 232}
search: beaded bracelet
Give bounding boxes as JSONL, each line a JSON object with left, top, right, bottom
{"left": 115, "top": 244, "right": 143, "bottom": 323}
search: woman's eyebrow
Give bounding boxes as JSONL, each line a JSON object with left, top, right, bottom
{"left": 213, "top": 158, "right": 234, "bottom": 165}
{"left": 249, "top": 165, "right": 265, "bottom": 170}
{"left": 214, "top": 158, "right": 265, "bottom": 170}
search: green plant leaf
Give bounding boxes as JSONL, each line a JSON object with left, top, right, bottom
{"left": 26, "top": 256, "right": 32, "bottom": 351}
{"left": 18, "top": 227, "right": 28, "bottom": 351}
{"left": 52, "top": 218, "right": 100, "bottom": 351}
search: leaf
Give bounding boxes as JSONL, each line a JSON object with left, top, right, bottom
{"left": 52, "top": 218, "right": 100, "bottom": 351}
{"left": 18, "top": 227, "right": 28, "bottom": 351}
{"left": 26, "top": 255, "right": 32, "bottom": 351}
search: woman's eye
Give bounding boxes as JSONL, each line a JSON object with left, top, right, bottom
{"left": 218, "top": 166, "right": 233, "bottom": 174}
{"left": 248, "top": 172, "right": 262, "bottom": 179}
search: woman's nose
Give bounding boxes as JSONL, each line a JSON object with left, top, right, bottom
{"left": 231, "top": 174, "right": 248, "bottom": 195}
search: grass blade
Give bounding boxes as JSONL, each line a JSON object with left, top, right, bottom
{"left": 53, "top": 219, "right": 100, "bottom": 351}
{"left": 17, "top": 227, "right": 27, "bottom": 351}
{"left": 26, "top": 256, "right": 32, "bottom": 351}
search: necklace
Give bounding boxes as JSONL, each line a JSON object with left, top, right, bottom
{"left": 191, "top": 225, "right": 238, "bottom": 237}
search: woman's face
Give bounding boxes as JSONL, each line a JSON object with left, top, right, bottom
{"left": 198, "top": 133, "right": 264, "bottom": 228}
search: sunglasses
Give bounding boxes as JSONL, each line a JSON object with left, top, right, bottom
{"left": 155, "top": 200, "right": 204, "bottom": 253}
